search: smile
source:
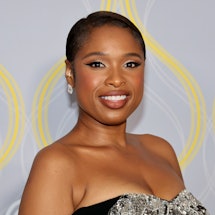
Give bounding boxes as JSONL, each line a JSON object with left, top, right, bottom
{"left": 100, "top": 95, "right": 127, "bottom": 101}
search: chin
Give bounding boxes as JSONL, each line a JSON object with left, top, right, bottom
{"left": 98, "top": 116, "right": 127, "bottom": 126}
{"left": 101, "top": 120, "right": 126, "bottom": 126}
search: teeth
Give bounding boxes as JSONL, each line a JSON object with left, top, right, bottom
{"left": 101, "top": 95, "right": 127, "bottom": 101}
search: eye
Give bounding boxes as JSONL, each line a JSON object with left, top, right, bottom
{"left": 125, "top": 61, "right": 141, "bottom": 68}
{"left": 86, "top": 61, "right": 105, "bottom": 68}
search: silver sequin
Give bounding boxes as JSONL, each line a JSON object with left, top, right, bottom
{"left": 108, "top": 190, "right": 209, "bottom": 215}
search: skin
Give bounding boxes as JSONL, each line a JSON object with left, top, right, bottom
{"left": 18, "top": 25, "right": 185, "bottom": 215}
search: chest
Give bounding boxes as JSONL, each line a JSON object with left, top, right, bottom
{"left": 76, "top": 149, "right": 182, "bottom": 197}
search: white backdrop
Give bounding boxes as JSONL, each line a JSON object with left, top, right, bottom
{"left": 0, "top": 0, "right": 214, "bottom": 214}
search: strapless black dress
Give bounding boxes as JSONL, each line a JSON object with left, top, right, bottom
{"left": 72, "top": 189, "right": 209, "bottom": 214}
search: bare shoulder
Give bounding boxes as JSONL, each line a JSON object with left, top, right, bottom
{"left": 140, "top": 134, "right": 176, "bottom": 156}
{"left": 133, "top": 133, "right": 183, "bottom": 180}
{"left": 33, "top": 142, "right": 77, "bottom": 172}
{"left": 28, "top": 142, "right": 78, "bottom": 185}
{"left": 18, "top": 142, "right": 77, "bottom": 215}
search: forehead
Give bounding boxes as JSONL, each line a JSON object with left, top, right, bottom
{"left": 76, "top": 25, "right": 143, "bottom": 57}
{"left": 88, "top": 25, "right": 137, "bottom": 42}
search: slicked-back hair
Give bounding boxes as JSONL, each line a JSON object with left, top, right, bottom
{"left": 66, "top": 11, "right": 146, "bottom": 63}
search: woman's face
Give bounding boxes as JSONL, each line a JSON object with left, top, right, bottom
{"left": 71, "top": 25, "right": 145, "bottom": 125}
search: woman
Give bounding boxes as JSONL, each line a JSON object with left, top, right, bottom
{"left": 18, "top": 11, "right": 209, "bottom": 214}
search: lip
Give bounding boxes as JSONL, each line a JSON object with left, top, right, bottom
{"left": 99, "top": 90, "right": 130, "bottom": 109}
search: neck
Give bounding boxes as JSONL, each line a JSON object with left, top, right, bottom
{"left": 71, "top": 110, "right": 128, "bottom": 147}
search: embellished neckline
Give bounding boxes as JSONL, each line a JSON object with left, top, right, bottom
{"left": 121, "top": 188, "right": 187, "bottom": 202}
{"left": 73, "top": 189, "right": 209, "bottom": 215}
{"left": 109, "top": 189, "right": 208, "bottom": 215}
{"left": 74, "top": 189, "right": 186, "bottom": 212}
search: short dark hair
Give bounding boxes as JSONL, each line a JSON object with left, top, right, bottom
{"left": 66, "top": 11, "right": 146, "bottom": 63}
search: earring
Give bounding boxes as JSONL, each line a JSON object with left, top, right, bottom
{"left": 67, "top": 84, "right": 73, "bottom": 94}
{"left": 66, "top": 71, "right": 72, "bottom": 78}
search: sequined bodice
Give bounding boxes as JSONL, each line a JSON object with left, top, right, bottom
{"left": 72, "top": 189, "right": 209, "bottom": 215}
{"left": 109, "top": 190, "right": 209, "bottom": 214}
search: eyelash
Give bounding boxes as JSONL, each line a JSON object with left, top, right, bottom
{"left": 124, "top": 62, "right": 141, "bottom": 68}
{"left": 86, "top": 62, "right": 105, "bottom": 68}
{"left": 85, "top": 61, "right": 141, "bottom": 69}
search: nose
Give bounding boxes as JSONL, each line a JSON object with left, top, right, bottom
{"left": 104, "top": 67, "right": 126, "bottom": 88}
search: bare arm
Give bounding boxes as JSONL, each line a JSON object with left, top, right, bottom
{"left": 18, "top": 146, "right": 74, "bottom": 215}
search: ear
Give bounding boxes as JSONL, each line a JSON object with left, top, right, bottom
{"left": 65, "top": 60, "right": 75, "bottom": 87}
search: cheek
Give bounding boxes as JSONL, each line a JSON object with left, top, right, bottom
{"left": 132, "top": 72, "right": 144, "bottom": 105}
{"left": 75, "top": 71, "right": 102, "bottom": 95}
{"left": 133, "top": 72, "right": 144, "bottom": 91}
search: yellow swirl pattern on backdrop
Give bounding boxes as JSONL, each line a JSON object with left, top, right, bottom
{"left": 32, "top": 59, "right": 65, "bottom": 148}
{"left": 101, "top": 0, "right": 207, "bottom": 169}
{"left": 0, "top": 65, "right": 25, "bottom": 169}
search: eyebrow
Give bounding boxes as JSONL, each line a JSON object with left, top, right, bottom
{"left": 82, "top": 52, "right": 144, "bottom": 60}
{"left": 124, "top": 52, "right": 144, "bottom": 59}
{"left": 82, "top": 52, "right": 106, "bottom": 60}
